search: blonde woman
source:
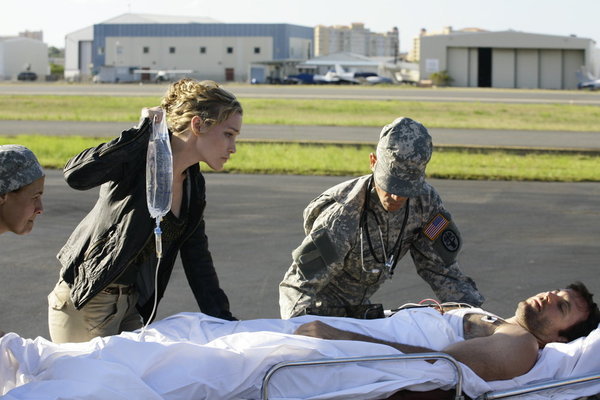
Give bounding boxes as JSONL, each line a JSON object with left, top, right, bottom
{"left": 48, "top": 79, "right": 242, "bottom": 343}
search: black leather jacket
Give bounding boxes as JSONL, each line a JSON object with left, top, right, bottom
{"left": 56, "top": 119, "right": 234, "bottom": 321}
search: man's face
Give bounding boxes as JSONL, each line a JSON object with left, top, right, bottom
{"left": 0, "top": 176, "right": 44, "bottom": 235}
{"left": 373, "top": 184, "right": 408, "bottom": 212}
{"left": 369, "top": 153, "right": 408, "bottom": 212}
{"left": 516, "top": 288, "right": 589, "bottom": 344}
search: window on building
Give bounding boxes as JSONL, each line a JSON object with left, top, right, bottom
{"left": 254, "top": 47, "right": 260, "bottom": 54}
{"left": 143, "top": 46, "right": 149, "bottom": 54}
{"left": 169, "top": 47, "right": 176, "bottom": 54}
{"left": 227, "top": 47, "right": 234, "bottom": 54}
{"left": 200, "top": 46, "right": 206, "bottom": 54}
{"left": 98, "top": 47, "right": 104, "bottom": 55}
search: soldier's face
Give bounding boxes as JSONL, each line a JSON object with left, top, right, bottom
{"left": 374, "top": 184, "right": 407, "bottom": 212}
{"left": 369, "top": 152, "right": 408, "bottom": 212}
{"left": 0, "top": 177, "right": 44, "bottom": 235}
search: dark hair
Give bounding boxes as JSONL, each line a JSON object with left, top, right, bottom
{"left": 559, "top": 281, "right": 600, "bottom": 341}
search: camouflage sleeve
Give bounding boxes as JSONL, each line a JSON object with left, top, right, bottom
{"left": 410, "top": 211, "right": 485, "bottom": 306}
{"left": 279, "top": 205, "right": 356, "bottom": 318}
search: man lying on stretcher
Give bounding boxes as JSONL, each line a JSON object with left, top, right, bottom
{"left": 296, "top": 281, "right": 600, "bottom": 381}
{"left": 3, "top": 281, "right": 600, "bottom": 399}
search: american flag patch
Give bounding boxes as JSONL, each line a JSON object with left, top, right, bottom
{"left": 423, "top": 214, "right": 449, "bottom": 240}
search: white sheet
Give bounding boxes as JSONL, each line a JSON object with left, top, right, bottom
{"left": 1, "top": 309, "right": 599, "bottom": 400}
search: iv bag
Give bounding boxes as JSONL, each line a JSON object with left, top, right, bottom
{"left": 146, "top": 109, "right": 173, "bottom": 220}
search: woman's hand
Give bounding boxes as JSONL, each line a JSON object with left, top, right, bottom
{"left": 136, "top": 106, "right": 163, "bottom": 128}
{"left": 140, "top": 106, "right": 163, "bottom": 122}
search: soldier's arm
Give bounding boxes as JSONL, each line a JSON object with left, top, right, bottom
{"left": 279, "top": 226, "right": 349, "bottom": 318}
{"left": 410, "top": 212, "right": 484, "bottom": 306}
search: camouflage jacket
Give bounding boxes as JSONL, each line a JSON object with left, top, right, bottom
{"left": 279, "top": 175, "right": 484, "bottom": 318}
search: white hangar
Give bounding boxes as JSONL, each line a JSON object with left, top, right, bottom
{"left": 0, "top": 36, "right": 49, "bottom": 80}
{"left": 420, "top": 30, "right": 598, "bottom": 89}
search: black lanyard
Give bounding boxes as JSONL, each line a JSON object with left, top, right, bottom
{"left": 359, "top": 176, "right": 410, "bottom": 275}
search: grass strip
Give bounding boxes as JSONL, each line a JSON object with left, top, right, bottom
{"left": 2, "top": 135, "right": 598, "bottom": 182}
{"left": 1, "top": 95, "right": 600, "bottom": 132}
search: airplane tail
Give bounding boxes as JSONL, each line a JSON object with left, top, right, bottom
{"left": 334, "top": 64, "right": 346, "bottom": 75}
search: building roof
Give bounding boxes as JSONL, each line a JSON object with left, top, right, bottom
{"left": 421, "top": 29, "right": 596, "bottom": 49}
{"left": 440, "top": 29, "right": 593, "bottom": 42}
{"left": 99, "top": 13, "right": 221, "bottom": 24}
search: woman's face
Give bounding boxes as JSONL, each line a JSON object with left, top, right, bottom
{"left": 0, "top": 176, "right": 45, "bottom": 235}
{"left": 197, "top": 112, "right": 242, "bottom": 171}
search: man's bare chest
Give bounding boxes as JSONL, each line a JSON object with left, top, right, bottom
{"left": 462, "top": 313, "right": 504, "bottom": 340}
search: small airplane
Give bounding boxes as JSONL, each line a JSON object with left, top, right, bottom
{"left": 132, "top": 69, "right": 194, "bottom": 82}
{"left": 313, "top": 70, "right": 342, "bottom": 84}
{"left": 333, "top": 64, "right": 392, "bottom": 84}
{"left": 313, "top": 65, "right": 392, "bottom": 85}
{"left": 576, "top": 67, "right": 600, "bottom": 90}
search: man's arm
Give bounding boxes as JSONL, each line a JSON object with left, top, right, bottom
{"left": 294, "top": 321, "right": 539, "bottom": 381}
{"left": 294, "top": 320, "right": 434, "bottom": 353}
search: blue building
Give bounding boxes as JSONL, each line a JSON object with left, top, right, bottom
{"left": 64, "top": 13, "right": 313, "bottom": 83}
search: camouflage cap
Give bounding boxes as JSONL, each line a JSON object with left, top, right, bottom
{"left": 0, "top": 145, "right": 45, "bottom": 195}
{"left": 373, "top": 117, "right": 432, "bottom": 197}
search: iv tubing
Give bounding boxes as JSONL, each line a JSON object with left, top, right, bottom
{"left": 140, "top": 218, "right": 163, "bottom": 335}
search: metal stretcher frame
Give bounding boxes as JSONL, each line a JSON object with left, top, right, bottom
{"left": 261, "top": 352, "right": 465, "bottom": 400}
{"left": 476, "top": 373, "right": 600, "bottom": 399}
{"left": 261, "top": 353, "right": 600, "bottom": 400}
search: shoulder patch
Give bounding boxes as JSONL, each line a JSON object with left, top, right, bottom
{"left": 423, "top": 213, "right": 450, "bottom": 240}
{"left": 440, "top": 229, "right": 460, "bottom": 252}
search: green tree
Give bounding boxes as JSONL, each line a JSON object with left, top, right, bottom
{"left": 50, "top": 63, "right": 64, "bottom": 75}
{"left": 48, "top": 46, "right": 64, "bottom": 58}
{"left": 429, "top": 70, "right": 453, "bottom": 86}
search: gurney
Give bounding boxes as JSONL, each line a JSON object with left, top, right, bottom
{"left": 2, "top": 310, "right": 600, "bottom": 399}
{"left": 260, "top": 306, "right": 600, "bottom": 400}
{"left": 262, "top": 353, "right": 600, "bottom": 399}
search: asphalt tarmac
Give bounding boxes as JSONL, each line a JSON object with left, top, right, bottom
{"left": 2, "top": 170, "right": 599, "bottom": 340}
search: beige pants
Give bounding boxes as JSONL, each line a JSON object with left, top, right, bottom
{"left": 48, "top": 280, "right": 143, "bottom": 343}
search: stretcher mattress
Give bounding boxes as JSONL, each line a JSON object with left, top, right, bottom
{"left": 1, "top": 309, "right": 599, "bottom": 399}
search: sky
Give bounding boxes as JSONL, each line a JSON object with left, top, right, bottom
{"left": 1, "top": 0, "right": 599, "bottom": 52}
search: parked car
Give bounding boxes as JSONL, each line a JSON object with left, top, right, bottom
{"left": 17, "top": 71, "right": 38, "bottom": 81}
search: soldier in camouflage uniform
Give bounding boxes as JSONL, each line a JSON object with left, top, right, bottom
{"left": 279, "top": 117, "right": 484, "bottom": 319}
{"left": 0, "top": 145, "right": 45, "bottom": 236}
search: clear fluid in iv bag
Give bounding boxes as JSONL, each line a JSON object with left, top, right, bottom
{"left": 146, "top": 137, "right": 173, "bottom": 220}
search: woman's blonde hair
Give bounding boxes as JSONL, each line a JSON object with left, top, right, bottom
{"left": 160, "top": 78, "right": 243, "bottom": 134}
